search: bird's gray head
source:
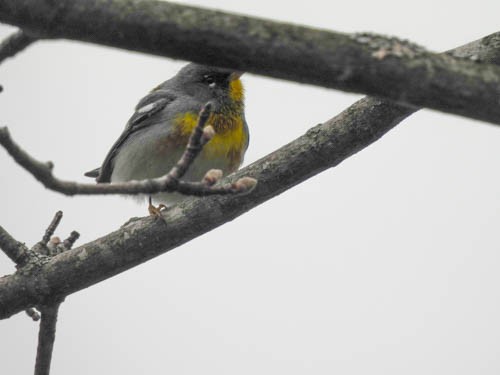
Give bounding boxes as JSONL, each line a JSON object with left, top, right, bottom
{"left": 170, "top": 63, "right": 245, "bottom": 112}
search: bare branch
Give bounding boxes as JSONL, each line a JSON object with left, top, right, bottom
{"left": 41, "top": 211, "right": 63, "bottom": 245}
{"left": 3, "top": 212, "right": 81, "bottom": 374}
{"left": 0, "top": 210, "right": 80, "bottom": 335}
{"left": 0, "top": 224, "right": 29, "bottom": 265}
{"left": 169, "top": 104, "right": 214, "bottom": 180}
{"left": 0, "top": 96, "right": 408, "bottom": 318}
{"left": 31, "top": 211, "right": 64, "bottom": 256}
{"left": 32, "top": 213, "right": 81, "bottom": 375}
{"left": 1, "top": 1, "right": 500, "bottom": 125}
{"left": 34, "top": 303, "right": 60, "bottom": 375}
{"left": 47, "top": 230, "right": 80, "bottom": 256}
{"left": 0, "top": 103, "right": 256, "bottom": 197}
{"left": 0, "top": 29, "right": 36, "bottom": 64}
{"left": 1, "top": 30, "right": 500, "bottom": 320}
{"left": 62, "top": 231, "right": 79, "bottom": 252}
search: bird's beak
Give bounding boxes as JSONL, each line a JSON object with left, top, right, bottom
{"left": 229, "top": 71, "right": 244, "bottom": 81}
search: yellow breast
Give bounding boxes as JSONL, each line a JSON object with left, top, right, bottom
{"left": 174, "top": 111, "right": 248, "bottom": 171}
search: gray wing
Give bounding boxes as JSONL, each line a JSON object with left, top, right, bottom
{"left": 85, "top": 90, "right": 176, "bottom": 183}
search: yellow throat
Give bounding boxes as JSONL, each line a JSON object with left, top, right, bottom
{"left": 173, "top": 78, "right": 247, "bottom": 170}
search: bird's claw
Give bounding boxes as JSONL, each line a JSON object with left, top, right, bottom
{"left": 148, "top": 203, "right": 167, "bottom": 218}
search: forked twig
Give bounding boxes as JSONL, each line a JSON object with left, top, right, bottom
{"left": 0, "top": 211, "right": 80, "bottom": 374}
{"left": 0, "top": 102, "right": 256, "bottom": 197}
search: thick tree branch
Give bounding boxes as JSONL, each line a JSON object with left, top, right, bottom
{"left": 0, "top": 104, "right": 256, "bottom": 197}
{"left": 1, "top": 2, "right": 500, "bottom": 125}
{"left": 448, "top": 33, "right": 500, "bottom": 65}
{"left": 0, "top": 29, "right": 36, "bottom": 64}
{"left": 0, "top": 33, "right": 499, "bottom": 320}
{"left": 0, "top": 95, "right": 411, "bottom": 318}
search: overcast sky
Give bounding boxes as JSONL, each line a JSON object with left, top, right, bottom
{"left": 1, "top": 0, "right": 500, "bottom": 374}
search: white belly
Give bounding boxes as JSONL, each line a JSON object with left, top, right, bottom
{"left": 110, "top": 125, "right": 234, "bottom": 206}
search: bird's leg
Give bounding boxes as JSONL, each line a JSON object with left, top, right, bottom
{"left": 148, "top": 196, "right": 167, "bottom": 217}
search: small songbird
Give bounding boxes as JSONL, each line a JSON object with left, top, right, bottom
{"left": 85, "top": 63, "right": 249, "bottom": 214}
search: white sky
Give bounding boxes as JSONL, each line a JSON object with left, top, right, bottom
{"left": 1, "top": 0, "right": 500, "bottom": 374}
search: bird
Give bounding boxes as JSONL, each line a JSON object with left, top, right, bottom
{"left": 85, "top": 63, "right": 249, "bottom": 215}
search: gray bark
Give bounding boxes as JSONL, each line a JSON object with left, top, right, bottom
{"left": 1, "top": 1, "right": 500, "bottom": 125}
{"left": 34, "top": 303, "right": 60, "bottom": 375}
{"left": 0, "top": 96, "right": 412, "bottom": 318}
{"left": 0, "top": 10, "right": 499, "bottom": 320}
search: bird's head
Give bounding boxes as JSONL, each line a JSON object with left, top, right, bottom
{"left": 173, "top": 63, "right": 245, "bottom": 113}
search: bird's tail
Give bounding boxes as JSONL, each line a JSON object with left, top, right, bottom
{"left": 84, "top": 168, "right": 100, "bottom": 178}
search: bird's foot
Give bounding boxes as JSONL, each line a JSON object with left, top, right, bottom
{"left": 148, "top": 196, "right": 167, "bottom": 218}
{"left": 148, "top": 203, "right": 167, "bottom": 217}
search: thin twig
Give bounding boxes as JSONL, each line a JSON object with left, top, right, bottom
{"left": 0, "top": 210, "right": 78, "bottom": 373}
{"left": 32, "top": 211, "right": 64, "bottom": 255}
{"left": 41, "top": 211, "right": 63, "bottom": 245}
{"left": 32, "top": 213, "right": 79, "bottom": 375}
{"left": 0, "top": 224, "right": 29, "bottom": 265}
{"left": 31, "top": 214, "right": 79, "bottom": 374}
{"left": 34, "top": 303, "right": 60, "bottom": 375}
{"left": 4, "top": 215, "right": 79, "bottom": 375}
{"left": 0, "top": 211, "right": 78, "bottom": 329}
{"left": 176, "top": 177, "right": 258, "bottom": 196}
{"left": 168, "top": 102, "right": 214, "bottom": 180}
{"left": 62, "top": 231, "right": 79, "bottom": 251}
{"left": 0, "top": 103, "right": 257, "bottom": 197}
{"left": 0, "top": 29, "right": 37, "bottom": 64}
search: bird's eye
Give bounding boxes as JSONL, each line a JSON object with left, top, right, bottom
{"left": 203, "top": 75, "right": 216, "bottom": 88}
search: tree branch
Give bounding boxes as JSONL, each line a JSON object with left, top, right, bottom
{"left": 0, "top": 29, "right": 36, "bottom": 64}
{"left": 0, "top": 224, "right": 29, "bottom": 265}
{"left": 32, "top": 211, "right": 80, "bottom": 375}
{"left": 1, "top": 1, "right": 500, "bottom": 125}
{"left": 1, "top": 211, "right": 80, "bottom": 374}
{"left": 62, "top": 231, "right": 79, "bottom": 252}
{"left": 34, "top": 303, "right": 60, "bottom": 375}
{"left": 0, "top": 94, "right": 409, "bottom": 317}
{"left": 40, "top": 211, "right": 62, "bottom": 246}
{"left": 0, "top": 103, "right": 256, "bottom": 197}
{"left": 0, "top": 32, "right": 499, "bottom": 319}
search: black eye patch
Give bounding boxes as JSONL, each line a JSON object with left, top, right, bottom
{"left": 202, "top": 73, "right": 230, "bottom": 88}
{"left": 203, "top": 75, "right": 216, "bottom": 85}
